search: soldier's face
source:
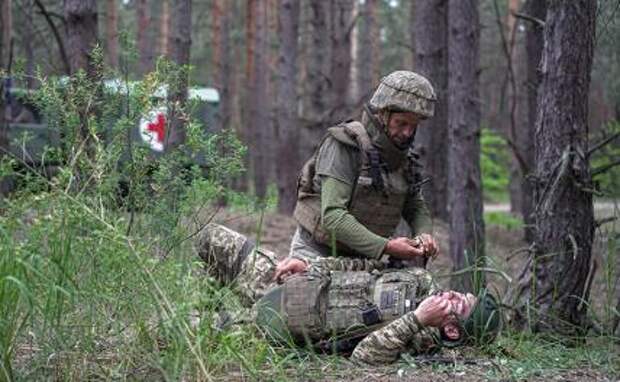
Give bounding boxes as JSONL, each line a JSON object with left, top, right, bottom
{"left": 438, "top": 291, "right": 477, "bottom": 340}
{"left": 385, "top": 112, "right": 422, "bottom": 149}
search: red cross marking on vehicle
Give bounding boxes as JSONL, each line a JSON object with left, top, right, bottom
{"left": 147, "top": 113, "right": 166, "bottom": 142}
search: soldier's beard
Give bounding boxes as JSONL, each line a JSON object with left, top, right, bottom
{"left": 388, "top": 134, "right": 415, "bottom": 150}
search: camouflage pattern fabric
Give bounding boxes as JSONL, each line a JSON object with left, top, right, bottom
{"left": 195, "top": 223, "right": 278, "bottom": 306}
{"left": 351, "top": 311, "right": 440, "bottom": 365}
{"left": 368, "top": 71, "right": 436, "bottom": 118}
{"left": 197, "top": 223, "right": 390, "bottom": 305}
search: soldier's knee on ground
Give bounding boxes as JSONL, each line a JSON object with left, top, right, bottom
{"left": 195, "top": 223, "right": 255, "bottom": 284}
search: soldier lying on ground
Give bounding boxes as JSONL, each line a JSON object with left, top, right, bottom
{"left": 197, "top": 223, "right": 501, "bottom": 365}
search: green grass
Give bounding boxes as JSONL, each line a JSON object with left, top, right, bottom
{"left": 484, "top": 211, "right": 524, "bottom": 230}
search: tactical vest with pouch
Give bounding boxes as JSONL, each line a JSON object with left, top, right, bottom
{"left": 293, "top": 120, "right": 421, "bottom": 254}
{"left": 255, "top": 268, "right": 436, "bottom": 349}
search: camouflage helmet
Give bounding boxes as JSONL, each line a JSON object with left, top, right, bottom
{"left": 368, "top": 71, "right": 437, "bottom": 118}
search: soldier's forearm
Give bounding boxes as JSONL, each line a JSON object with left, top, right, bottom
{"left": 351, "top": 311, "right": 424, "bottom": 365}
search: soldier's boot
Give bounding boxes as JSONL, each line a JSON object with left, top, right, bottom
{"left": 196, "top": 223, "right": 279, "bottom": 305}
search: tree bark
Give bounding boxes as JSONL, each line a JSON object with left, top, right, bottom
{"left": 0, "top": 0, "right": 12, "bottom": 196}
{"left": 329, "top": 0, "right": 354, "bottom": 122}
{"left": 300, "top": 0, "right": 331, "bottom": 161}
{"left": 414, "top": 0, "right": 449, "bottom": 221}
{"left": 105, "top": 0, "right": 118, "bottom": 69}
{"left": 447, "top": 0, "right": 485, "bottom": 293}
{"left": 512, "top": 0, "right": 596, "bottom": 336}
{"left": 212, "top": 0, "right": 233, "bottom": 133}
{"left": 64, "top": 0, "right": 98, "bottom": 75}
{"left": 166, "top": 0, "right": 191, "bottom": 149}
{"left": 357, "top": 0, "right": 379, "bottom": 102}
{"left": 136, "top": 0, "right": 152, "bottom": 75}
{"left": 1, "top": 0, "right": 11, "bottom": 70}
{"left": 276, "top": 0, "right": 300, "bottom": 214}
{"left": 24, "top": 0, "right": 35, "bottom": 87}
{"left": 521, "top": 0, "right": 547, "bottom": 244}
{"left": 245, "top": 0, "right": 271, "bottom": 200}
{"left": 160, "top": 0, "right": 170, "bottom": 58}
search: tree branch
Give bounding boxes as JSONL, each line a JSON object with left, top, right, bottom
{"left": 512, "top": 11, "right": 545, "bottom": 27}
{"left": 592, "top": 158, "right": 620, "bottom": 177}
{"left": 588, "top": 131, "right": 620, "bottom": 157}
{"left": 493, "top": 0, "right": 529, "bottom": 175}
{"left": 34, "top": 0, "right": 71, "bottom": 75}
{"left": 595, "top": 216, "right": 618, "bottom": 228}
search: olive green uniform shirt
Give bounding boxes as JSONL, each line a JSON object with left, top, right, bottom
{"left": 314, "top": 136, "right": 431, "bottom": 259}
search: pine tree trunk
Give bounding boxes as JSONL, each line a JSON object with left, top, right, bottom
{"left": 414, "top": 0, "right": 449, "bottom": 221}
{"left": 512, "top": 0, "right": 596, "bottom": 336}
{"left": 160, "top": 0, "right": 170, "bottom": 57}
{"left": 300, "top": 0, "right": 331, "bottom": 161}
{"left": 329, "top": 0, "right": 354, "bottom": 122}
{"left": 105, "top": 0, "right": 118, "bottom": 69}
{"left": 447, "top": 0, "right": 485, "bottom": 293}
{"left": 506, "top": 0, "right": 525, "bottom": 216}
{"left": 64, "top": 0, "right": 98, "bottom": 75}
{"left": 521, "top": 0, "right": 547, "bottom": 244}
{"left": 0, "top": 0, "right": 12, "bottom": 196}
{"left": 1, "top": 0, "right": 11, "bottom": 70}
{"left": 243, "top": 0, "right": 271, "bottom": 200}
{"left": 357, "top": 0, "right": 379, "bottom": 101}
{"left": 166, "top": 0, "right": 191, "bottom": 149}
{"left": 24, "top": 0, "right": 34, "bottom": 88}
{"left": 136, "top": 0, "right": 152, "bottom": 75}
{"left": 348, "top": 0, "right": 359, "bottom": 107}
{"left": 276, "top": 0, "right": 300, "bottom": 214}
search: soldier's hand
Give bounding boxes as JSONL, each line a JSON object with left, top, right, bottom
{"left": 384, "top": 237, "right": 425, "bottom": 260}
{"left": 416, "top": 233, "right": 439, "bottom": 260}
{"left": 273, "top": 258, "right": 308, "bottom": 283}
{"left": 413, "top": 295, "right": 453, "bottom": 328}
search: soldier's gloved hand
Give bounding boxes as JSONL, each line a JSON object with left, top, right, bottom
{"left": 384, "top": 237, "right": 425, "bottom": 260}
{"left": 273, "top": 258, "right": 308, "bottom": 283}
{"left": 413, "top": 295, "right": 453, "bottom": 328}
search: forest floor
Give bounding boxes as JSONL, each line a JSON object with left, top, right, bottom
{"left": 211, "top": 201, "right": 620, "bottom": 381}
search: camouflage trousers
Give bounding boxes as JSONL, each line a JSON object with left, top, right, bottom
{"left": 195, "top": 223, "right": 278, "bottom": 306}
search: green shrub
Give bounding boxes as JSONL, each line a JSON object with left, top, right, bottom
{"left": 0, "top": 45, "right": 288, "bottom": 380}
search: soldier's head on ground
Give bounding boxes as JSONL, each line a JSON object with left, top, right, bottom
{"left": 368, "top": 70, "right": 437, "bottom": 149}
{"left": 431, "top": 289, "right": 501, "bottom": 347}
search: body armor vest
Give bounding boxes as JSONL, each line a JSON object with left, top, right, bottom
{"left": 263, "top": 269, "right": 435, "bottom": 344}
{"left": 293, "top": 120, "right": 420, "bottom": 253}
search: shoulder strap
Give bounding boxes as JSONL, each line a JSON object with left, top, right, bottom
{"left": 406, "top": 147, "right": 431, "bottom": 195}
{"left": 340, "top": 121, "right": 385, "bottom": 192}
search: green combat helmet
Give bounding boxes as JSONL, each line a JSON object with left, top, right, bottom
{"left": 368, "top": 70, "right": 437, "bottom": 118}
{"left": 463, "top": 290, "right": 501, "bottom": 345}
